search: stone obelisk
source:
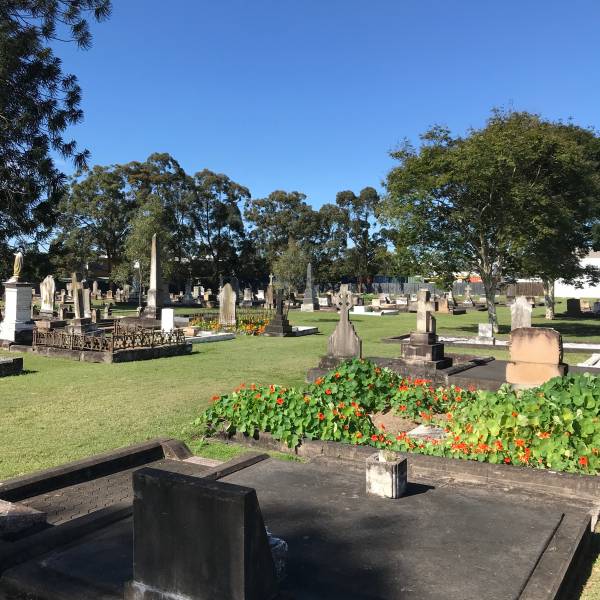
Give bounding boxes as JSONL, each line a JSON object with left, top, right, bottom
{"left": 301, "top": 263, "right": 320, "bottom": 312}
{"left": 144, "top": 234, "right": 165, "bottom": 319}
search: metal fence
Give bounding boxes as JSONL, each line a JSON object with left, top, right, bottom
{"left": 33, "top": 328, "right": 187, "bottom": 353}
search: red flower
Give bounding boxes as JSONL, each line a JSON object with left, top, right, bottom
{"left": 371, "top": 434, "right": 379, "bottom": 441}
{"left": 515, "top": 439, "right": 525, "bottom": 448}
{"left": 494, "top": 440, "right": 503, "bottom": 451}
{"left": 276, "top": 398, "right": 284, "bottom": 405}
{"left": 511, "top": 412, "right": 518, "bottom": 417}
{"left": 325, "top": 388, "right": 332, "bottom": 395}
{"left": 504, "top": 457, "right": 511, "bottom": 464}
{"left": 399, "top": 404, "right": 407, "bottom": 412}
{"left": 254, "top": 393, "right": 261, "bottom": 400}
{"left": 356, "top": 432, "right": 363, "bottom": 439}
{"left": 315, "top": 377, "right": 324, "bottom": 386}
{"left": 269, "top": 384, "right": 276, "bottom": 393}
{"left": 343, "top": 425, "right": 349, "bottom": 430}
{"left": 211, "top": 395, "right": 220, "bottom": 401}
{"left": 335, "top": 372, "right": 341, "bottom": 379}
{"left": 579, "top": 456, "right": 589, "bottom": 467}
{"left": 317, "top": 412, "right": 325, "bottom": 421}
{"left": 537, "top": 431, "right": 551, "bottom": 439}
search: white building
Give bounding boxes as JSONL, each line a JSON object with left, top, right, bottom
{"left": 554, "top": 251, "right": 600, "bottom": 299}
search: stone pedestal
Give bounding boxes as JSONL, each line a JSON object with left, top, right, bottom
{"left": 366, "top": 452, "right": 407, "bottom": 499}
{"left": 0, "top": 282, "right": 35, "bottom": 343}
{"left": 401, "top": 332, "right": 452, "bottom": 368}
{"left": 66, "top": 318, "right": 93, "bottom": 335}
{"left": 264, "top": 314, "right": 293, "bottom": 337}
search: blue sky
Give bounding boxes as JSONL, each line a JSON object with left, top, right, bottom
{"left": 56, "top": 0, "right": 600, "bottom": 207}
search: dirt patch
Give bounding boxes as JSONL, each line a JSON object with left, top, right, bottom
{"left": 371, "top": 408, "right": 417, "bottom": 435}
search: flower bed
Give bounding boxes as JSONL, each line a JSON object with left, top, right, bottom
{"left": 189, "top": 313, "right": 270, "bottom": 335}
{"left": 196, "top": 359, "right": 600, "bottom": 474}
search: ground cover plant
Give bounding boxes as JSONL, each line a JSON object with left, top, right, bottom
{"left": 198, "top": 358, "right": 600, "bottom": 474}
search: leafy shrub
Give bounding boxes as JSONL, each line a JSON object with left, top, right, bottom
{"left": 195, "top": 359, "right": 600, "bottom": 474}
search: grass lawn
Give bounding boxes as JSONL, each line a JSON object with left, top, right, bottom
{"left": 2, "top": 301, "right": 600, "bottom": 596}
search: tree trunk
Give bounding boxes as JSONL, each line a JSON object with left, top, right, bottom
{"left": 543, "top": 279, "right": 555, "bottom": 320}
{"left": 481, "top": 276, "right": 499, "bottom": 333}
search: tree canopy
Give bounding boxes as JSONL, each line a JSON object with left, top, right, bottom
{"left": 381, "top": 110, "right": 600, "bottom": 328}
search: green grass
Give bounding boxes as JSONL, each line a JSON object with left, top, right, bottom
{"left": 2, "top": 302, "right": 600, "bottom": 597}
{"left": 1, "top": 302, "right": 599, "bottom": 480}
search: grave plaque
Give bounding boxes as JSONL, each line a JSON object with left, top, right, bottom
{"left": 124, "top": 467, "right": 279, "bottom": 600}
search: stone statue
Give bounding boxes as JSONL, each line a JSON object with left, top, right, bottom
{"left": 40, "top": 275, "right": 56, "bottom": 314}
{"left": 7, "top": 251, "right": 23, "bottom": 283}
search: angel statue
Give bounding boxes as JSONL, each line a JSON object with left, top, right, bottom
{"left": 7, "top": 250, "right": 23, "bottom": 283}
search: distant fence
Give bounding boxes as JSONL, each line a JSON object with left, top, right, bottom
{"left": 33, "top": 328, "right": 187, "bottom": 353}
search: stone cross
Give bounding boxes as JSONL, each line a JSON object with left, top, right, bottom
{"left": 328, "top": 284, "right": 362, "bottom": 358}
{"left": 416, "top": 289, "right": 436, "bottom": 334}
{"left": 269, "top": 273, "right": 274, "bottom": 286}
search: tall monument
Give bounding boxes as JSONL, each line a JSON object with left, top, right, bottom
{"left": 301, "top": 263, "right": 320, "bottom": 312}
{"left": 0, "top": 251, "right": 34, "bottom": 343}
{"left": 144, "top": 234, "right": 166, "bottom": 319}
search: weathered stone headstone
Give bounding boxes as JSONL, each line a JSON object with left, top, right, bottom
{"left": 144, "top": 233, "right": 166, "bottom": 318}
{"left": 92, "top": 280, "right": 99, "bottom": 298}
{"left": 123, "top": 468, "right": 279, "bottom": 600}
{"left": 301, "top": 263, "right": 320, "bottom": 312}
{"left": 242, "top": 287, "right": 254, "bottom": 307}
{"left": 511, "top": 296, "right": 532, "bottom": 330}
{"left": 265, "top": 283, "right": 274, "bottom": 309}
{"left": 39, "top": 275, "right": 55, "bottom": 315}
{"left": 264, "top": 290, "right": 293, "bottom": 337}
{"left": 478, "top": 322, "right": 495, "bottom": 344}
{"left": 161, "top": 308, "right": 175, "bottom": 333}
{"left": 82, "top": 286, "right": 92, "bottom": 318}
{"left": 463, "top": 284, "right": 473, "bottom": 306}
{"left": 400, "top": 289, "right": 451, "bottom": 368}
{"left": 506, "top": 328, "right": 567, "bottom": 388}
{"left": 327, "top": 285, "right": 362, "bottom": 359}
{"left": 71, "top": 273, "right": 85, "bottom": 320}
{"left": 123, "top": 283, "right": 131, "bottom": 302}
{"left": 218, "top": 283, "right": 237, "bottom": 327}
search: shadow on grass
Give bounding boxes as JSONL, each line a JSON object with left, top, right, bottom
{"left": 563, "top": 529, "right": 600, "bottom": 599}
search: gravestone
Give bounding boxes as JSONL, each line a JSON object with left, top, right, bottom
{"left": 506, "top": 328, "right": 568, "bottom": 388}
{"left": 92, "top": 280, "right": 99, "bottom": 299}
{"left": 400, "top": 289, "right": 451, "bottom": 368}
{"left": 256, "top": 289, "right": 265, "bottom": 301}
{"left": 463, "top": 284, "right": 474, "bottom": 307}
{"left": 242, "top": 287, "right": 254, "bottom": 308}
{"left": 71, "top": 273, "right": 85, "bottom": 320}
{"left": 0, "top": 253, "right": 34, "bottom": 343}
{"left": 265, "top": 282, "right": 274, "bottom": 310}
{"left": 144, "top": 233, "right": 166, "bottom": 318}
{"left": 192, "top": 285, "right": 200, "bottom": 299}
{"left": 301, "top": 263, "right": 320, "bottom": 312}
{"left": 219, "top": 283, "right": 237, "bottom": 327}
{"left": 566, "top": 298, "right": 582, "bottom": 317}
{"left": 328, "top": 285, "right": 362, "bottom": 359}
{"left": 511, "top": 296, "right": 532, "bottom": 330}
{"left": 82, "top": 285, "right": 92, "bottom": 318}
{"left": 123, "top": 467, "right": 279, "bottom": 600}
{"left": 183, "top": 279, "right": 193, "bottom": 304}
{"left": 123, "top": 283, "right": 131, "bottom": 302}
{"left": 264, "top": 290, "right": 293, "bottom": 337}
{"left": 39, "top": 275, "right": 55, "bottom": 316}
{"left": 437, "top": 297, "right": 449, "bottom": 314}
{"left": 478, "top": 322, "right": 495, "bottom": 344}
{"left": 161, "top": 308, "right": 175, "bottom": 333}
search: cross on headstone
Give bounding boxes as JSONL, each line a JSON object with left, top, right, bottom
{"left": 416, "top": 289, "right": 436, "bottom": 334}
{"left": 328, "top": 284, "right": 361, "bottom": 359}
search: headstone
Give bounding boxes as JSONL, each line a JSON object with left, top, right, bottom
{"left": 123, "top": 468, "right": 279, "bottom": 600}
{"left": 71, "top": 273, "right": 85, "bottom": 320}
{"left": 66, "top": 282, "right": 73, "bottom": 297}
{"left": 57, "top": 304, "right": 65, "bottom": 320}
{"left": 327, "top": 285, "right": 362, "bottom": 359}
{"left": 437, "top": 297, "right": 449, "bottom": 314}
{"left": 39, "top": 275, "right": 55, "bottom": 315}
{"left": 478, "top": 322, "right": 495, "bottom": 344}
{"left": 400, "top": 289, "right": 451, "bottom": 368}
{"left": 218, "top": 283, "right": 237, "bottom": 327}
{"left": 463, "top": 284, "right": 474, "bottom": 307}
{"left": 183, "top": 279, "right": 193, "bottom": 304}
{"left": 106, "top": 289, "right": 113, "bottom": 300}
{"left": 192, "top": 285, "right": 200, "bottom": 299}
{"left": 506, "top": 328, "right": 568, "bottom": 388}
{"left": 566, "top": 298, "right": 582, "bottom": 317}
{"left": 593, "top": 301, "right": 600, "bottom": 315}
{"left": 230, "top": 276, "right": 240, "bottom": 303}
{"left": 256, "top": 289, "right": 265, "bottom": 301}
{"left": 115, "top": 288, "right": 123, "bottom": 303}
{"left": 123, "top": 283, "right": 131, "bottom": 302}
{"left": 82, "top": 286, "right": 92, "bottom": 318}
{"left": 161, "top": 308, "right": 175, "bottom": 333}
{"left": 265, "top": 284, "right": 274, "bottom": 309}
{"left": 59, "top": 290, "right": 66, "bottom": 304}
{"left": 91, "top": 308, "right": 100, "bottom": 324}
{"left": 511, "top": 296, "right": 532, "bottom": 330}
{"left": 103, "top": 304, "right": 112, "bottom": 319}
{"left": 92, "top": 280, "right": 99, "bottom": 298}
{"left": 301, "top": 263, "right": 320, "bottom": 312}
{"left": 145, "top": 233, "right": 166, "bottom": 318}
{"left": 416, "top": 289, "right": 436, "bottom": 334}
{"left": 242, "top": 287, "right": 254, "bottom": 307}
{"left": 264, "top": 290, "right": 293, "bottom": 337}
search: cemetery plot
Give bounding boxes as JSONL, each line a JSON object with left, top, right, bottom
{"left": 0, "top": 440, "right": 592, "bottom": 599}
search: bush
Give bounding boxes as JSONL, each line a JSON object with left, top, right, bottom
{"left": 195, "top": 359, "right": 600, "bottom": 475}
